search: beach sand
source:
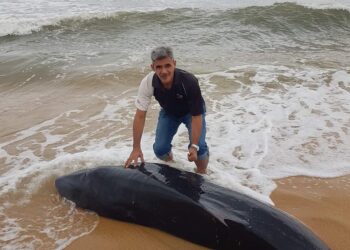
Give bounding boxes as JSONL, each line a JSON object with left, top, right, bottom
{"left": 271, "top": 175, "right": 350, "bottom": 250}
{"left": 67, "top": 216, "right": 206, "bottom": 250}
{"left": 67, "top": 175, "right": 350, "bottom": 250}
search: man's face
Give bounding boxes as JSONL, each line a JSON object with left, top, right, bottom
{"left": 151, "top": 57, "right": 176, "bottom": 87}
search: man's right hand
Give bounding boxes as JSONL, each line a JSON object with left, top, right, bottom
{"left": 124, "top": 148, "right": 145, "bottom": 168}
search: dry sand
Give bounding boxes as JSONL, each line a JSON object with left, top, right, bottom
{"left": 67, "top": 175, "right": 350, "bottom": 250}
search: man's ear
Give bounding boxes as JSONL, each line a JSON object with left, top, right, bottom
{"left": 150, "top": 63, "right": 155, "bottom": 71}
{"left": 173, "top": 60, "right": 176, "bottom": 67}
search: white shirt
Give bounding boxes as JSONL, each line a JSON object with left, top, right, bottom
{"left": 135, "top": 71, "right": 155, "bottom": 111}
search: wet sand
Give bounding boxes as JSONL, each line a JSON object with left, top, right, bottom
{"left": 68, "top": 175, "right": 350, "bottom": 250}
{"left": 271, "top": 175, "right": 350, "bottom": 250}
{"left": 67, "top": 217, "right": 206, "bottom": 249}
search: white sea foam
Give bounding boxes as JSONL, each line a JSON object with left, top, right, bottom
{"left": 200, "top": 65, "right": 350, "bottom": 181}
{"left": 0, "top": 0, "right": 349, "bottom": 37}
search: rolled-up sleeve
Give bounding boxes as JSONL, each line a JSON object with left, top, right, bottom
{"left": 135, "top": 72, "right": 154, "bottom": 111}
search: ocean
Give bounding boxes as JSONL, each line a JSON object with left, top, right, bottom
{"left": 1, "top": 0, "right": 350, "bottom": 249}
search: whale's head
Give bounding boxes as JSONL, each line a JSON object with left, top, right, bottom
{"left": 55, "top": 166, "right": 141, "bottom": 209}
{"left": 55, "top": 169, "right": 91, "bottom": 206}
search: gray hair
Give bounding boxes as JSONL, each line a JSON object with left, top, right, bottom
{"left": 151, "top": 46, "right": 174, "bottom": 62}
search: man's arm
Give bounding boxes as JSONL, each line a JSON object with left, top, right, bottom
{"left": 188, "top": 114, "right": 202, "bottom": 162}
{"left": 124, "top": 109, "right": 147, "bottom": 167}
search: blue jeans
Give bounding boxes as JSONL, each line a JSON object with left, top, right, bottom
{"left": 153, "top": 109, "right": 209, "bottom": 161}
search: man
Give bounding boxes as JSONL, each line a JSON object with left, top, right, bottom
{"left": 124, "top": 46, "right": 209, "bottom": 174}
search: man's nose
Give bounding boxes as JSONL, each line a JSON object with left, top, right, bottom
{"left": 159, "top": 67, "right": 166, "bottom": 74}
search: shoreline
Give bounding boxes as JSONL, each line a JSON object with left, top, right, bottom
{"left": 67, "top": 174, "right": 350, "bottom": 250}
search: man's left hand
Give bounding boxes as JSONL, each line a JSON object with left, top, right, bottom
{"left": 187, "top": 147, "right": 198, "bottom": 162}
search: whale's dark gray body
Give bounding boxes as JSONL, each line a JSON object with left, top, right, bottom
{"left": 55, "top": 163, "right": 329, "bottom": 250}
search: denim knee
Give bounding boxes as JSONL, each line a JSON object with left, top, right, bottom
{"left": 153, "top": 142, "right": 171, "bottom": 160}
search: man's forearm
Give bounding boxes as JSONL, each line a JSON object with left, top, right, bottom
{"left": 133, "top": 110, "right": 146, "bottom": 149}
{"left": 191, "top": 115, "right": 202, "bottom": 145}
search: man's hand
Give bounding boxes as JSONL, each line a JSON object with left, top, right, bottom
{"left": 125, "top": 109, "right": 147, "bottom": 168}
{"left": 124, "top": 148, "right": 145, "bottom": 168}
{"left": 187, "top": 147, "right": 198, "bottom": 162}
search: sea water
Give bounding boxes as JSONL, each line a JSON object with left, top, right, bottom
{"left": 1, "top": 0, "right": 350, "bottom": 248}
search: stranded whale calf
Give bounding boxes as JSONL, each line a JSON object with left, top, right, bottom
{"left": 55, "top": 163, "right": 329, "bottom": 250}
